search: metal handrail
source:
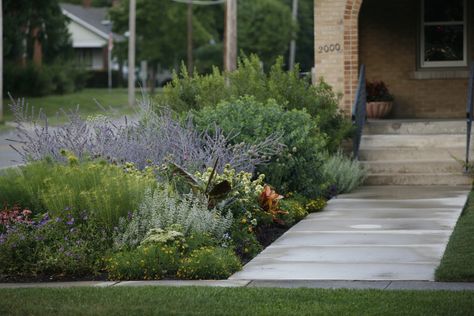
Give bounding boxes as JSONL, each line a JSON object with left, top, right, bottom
{"left": 352, "top": 64, "right": 367, "bottom": 160}
{"left": 465, "top": 63, "right": 474, "bottom": 173}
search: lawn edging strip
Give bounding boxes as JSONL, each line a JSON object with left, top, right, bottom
{"left": 2, "top": 280, "right": 474, "bottom": 291}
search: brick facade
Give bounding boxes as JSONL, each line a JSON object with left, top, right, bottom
{"left": 315, "top": 0, "right": 472, "bottom": 118}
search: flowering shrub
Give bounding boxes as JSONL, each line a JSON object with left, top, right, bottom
{"left": 8, "top": 97, "right": 281, "bottom": 174}
{"left": 106, "top": 243, "right": 183, "bottom": 280}
{"left": 306, "top": 198, "right": 328, "bottom": 213}
{"left": 176, "top": 247, "right": 242, "bottom": 279}
{"left": 0, "top": 205, "right": 33, "bottom": 233}
{"left": 280, "top": 199, "right": 308, "bottom": 226}
{"left": 0, "top": 211, "right": 109, "bottom": 278}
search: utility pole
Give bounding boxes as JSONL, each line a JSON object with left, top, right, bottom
{"left": 224, "top": 0, "right": 237, "bottom": 72}
{"left": 187, "top": 0, "right": 193, "bottom": 75}
{"left": 128, "top": 0, "right": 136, "bottom": 107}
{"left": 288, "top": 0, "right": 298, "bottom": 70}
{"left": 0, "top": 0, "right": 3, "bottom": 123}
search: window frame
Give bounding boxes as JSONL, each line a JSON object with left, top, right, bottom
{"left": 420, "top": 0, "right": 468, "bottom": 68}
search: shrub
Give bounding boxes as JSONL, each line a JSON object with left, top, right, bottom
{"left": 0, "top": 158, "right": 157, "bottom": 229}
{"left": 113, "top": 188, "right": 233, "bottom": 250}
{"left": 0, "top": 211, "right": 109, "bottom": 278}
{"left": 9, "top": 97, "right": 281, "bottom": 174}
{"left": 159, "top": 55, "right": 352, "bottom": 152}
{"left": 176, "top": 247, "right": 242, "bottom": 279}
{"left": 194, "top": 96, "right": 328, "bottom": 198}
{"left": 106, "top": 243, "right": 182, "bottom": 280}
{"left": 305, "top": 198, "right": 328, "bottom": 213}
{"left": 322, "top": 151, "right": 367, "bottom": 194}
{"left": 4, "top": 62, "right": 86, "bottom": 97}
{"left": 280, "top": 199, "right": 308, "bottom": 226}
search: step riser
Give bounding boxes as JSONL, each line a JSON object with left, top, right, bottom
{"left": 362, "top": 161, "right": 463, "bottom": 174}
{"left": 364, "top": 121, "right": 468, "bottom": 135}
{"left": 364, "top": 175, "right": 472, "bottom": 186}
{"left": 359, "top": 148, "right": 469, "bottom": 161}
{"left": 361, "top": 135, "right": 471, "bottom": 148}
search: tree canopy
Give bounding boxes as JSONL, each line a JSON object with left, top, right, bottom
{"left": 3, "top": 0, "right": 72, "bottom": 64}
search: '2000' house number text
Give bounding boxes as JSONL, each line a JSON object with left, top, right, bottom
{"left": 317, "top": 43, "right": 341, "bottom": 53}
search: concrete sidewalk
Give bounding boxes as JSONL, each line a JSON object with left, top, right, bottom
{"left": 230, "top": 186, "right": 470, "bottom": 281}
{"left": 0, "top": 128, "right": 21, "bottom": 169}
{"left": 1, "top": 280, "right": 474, "bottom": 291}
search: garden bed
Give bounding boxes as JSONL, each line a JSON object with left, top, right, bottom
{"left": 0, "top": 56, "right": 364, "bottom": 283}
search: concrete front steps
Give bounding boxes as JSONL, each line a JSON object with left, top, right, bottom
{"left": 360, "top": 120, "right": 473, "bottom": 186}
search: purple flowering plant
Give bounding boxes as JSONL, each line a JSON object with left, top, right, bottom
{"left": 0, "top": 209, "right": 111, "bottom": 279}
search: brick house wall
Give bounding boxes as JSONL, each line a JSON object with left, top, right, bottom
{"left": 360, "top": 0, "right": 472, "bottom": 118}
{"left": 315, "top": 0, "right": 472, "bottom": 118}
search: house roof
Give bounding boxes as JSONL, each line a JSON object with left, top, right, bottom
{"left": 60, "top": 3, "right": 123, "bottom": 42}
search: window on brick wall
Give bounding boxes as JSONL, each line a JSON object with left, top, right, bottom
{"left": 421, "top": 0, "right": 467, "bottom": 68}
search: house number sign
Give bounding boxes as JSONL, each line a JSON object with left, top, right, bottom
{"left": 317, "top": 43, "right": 341, "bottom": 53}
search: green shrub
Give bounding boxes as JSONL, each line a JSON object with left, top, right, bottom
{"left": 158, "top": 55, "right": 352, "bottom": 151}
{"left": 4, "top": 62, "right": 87, "bottom": 97}
{"left": 177, "top": 247, "right": 242, "bottom": 279}
{"left": 280, "top": 199, "right": 308, "bottom": 226}
{"left": 106, "top": 243, "right": 182, "bottom": 280}
{"left": 305, "top": 198, "right": 328, "bottom": 213}
{"left": 0, "top": 159, "right": 157, "bottom": 229}
{"left": 322, "top": 151, "right": 367, "bottom": 194}
{"left": 194, "top": 96, "right": 328, "bottom": 198}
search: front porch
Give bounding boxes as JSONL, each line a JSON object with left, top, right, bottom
{"left": 314, "top": 0, "right": 472, "bottom": 118}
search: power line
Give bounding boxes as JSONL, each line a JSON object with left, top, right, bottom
{"left": 171, "top": 0, "right": 225, "bottom": 6}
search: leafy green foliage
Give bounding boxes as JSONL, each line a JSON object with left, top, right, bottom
{"left": 106, "top": 243, "right": 183, "bottom": 280}
{"left": 3, "top": 0, "right": 72, "bottom": 64}
{"left": 160, "top": 55, "right": 352, "bottom": 152}
{"left": 5, "top": 62, "right": 88, "bottom": 97}
{"left": 177, "top": 247, "right": 242, "bottom": 279}
{"left": 280, "top": 199, "right": 308, "bottom": 226}
{"left": 238, "top": 0, "right": 294, "bottom": 68}
{"left": 0, "top": 159, "right": 157, "bottom": 229}
{"left": 322, "top": 151, "right": 367, "bottom": 194}
{"left": 0, "top": 211, "right": 110, "bottom": 279}
{"left": 195, "top": 96, "right": 328, "bottom": 198}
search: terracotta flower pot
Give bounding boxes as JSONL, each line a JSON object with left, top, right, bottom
{"left": 366, "top": 101, "right": 393, "bottom": 119}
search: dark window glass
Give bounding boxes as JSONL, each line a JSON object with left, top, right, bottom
{"left": 424, "top": 0, "right": 463, "bottom": 22}
{"left": 424, "top": 25, "right": 464, "bottom": 61}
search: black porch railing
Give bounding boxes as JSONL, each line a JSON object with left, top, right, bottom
{"left": 465, "top": 63, "right": 474, "bottom": 173}
{"left": 352, "top": 64, "right": 367, "bottom": 160}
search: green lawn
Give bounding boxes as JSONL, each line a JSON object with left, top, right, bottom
{"left": 0, "top": 286, "right": 473, "bottom": 316}
{"left": 1, "top": 89, "right": 136, "bottom": 126}
{"left": 436, "top": 191, "right": 474, "bottom": 281}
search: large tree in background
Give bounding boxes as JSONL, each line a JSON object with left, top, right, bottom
{"left": 110, "top": 0, "right": 217, "bottom": 84}
{"left": 3, "top": 0, "right": 72, "bottom": 64}
{"left": 238, "top": 0, "right": 294, "bottom": 69}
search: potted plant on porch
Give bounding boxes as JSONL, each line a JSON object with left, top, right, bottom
{"left": 366, "top": 81, "right": 394, "bottom": 119}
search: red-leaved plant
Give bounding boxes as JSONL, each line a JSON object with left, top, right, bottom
{"left": 258, "top": 185, "right": 288, "bottom": 225}
{"left": 366, "top": 81, "right": 394, "bottom": 102}
{"left": 0, "top": 204, "right": 32, "bottom": 230}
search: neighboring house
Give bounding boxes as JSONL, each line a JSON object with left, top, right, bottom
{"left": 314, "top": 0, "right": 471, "bottom": 118}
{"left": 60, "top": 3, "right": 122, "bottom": 71}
